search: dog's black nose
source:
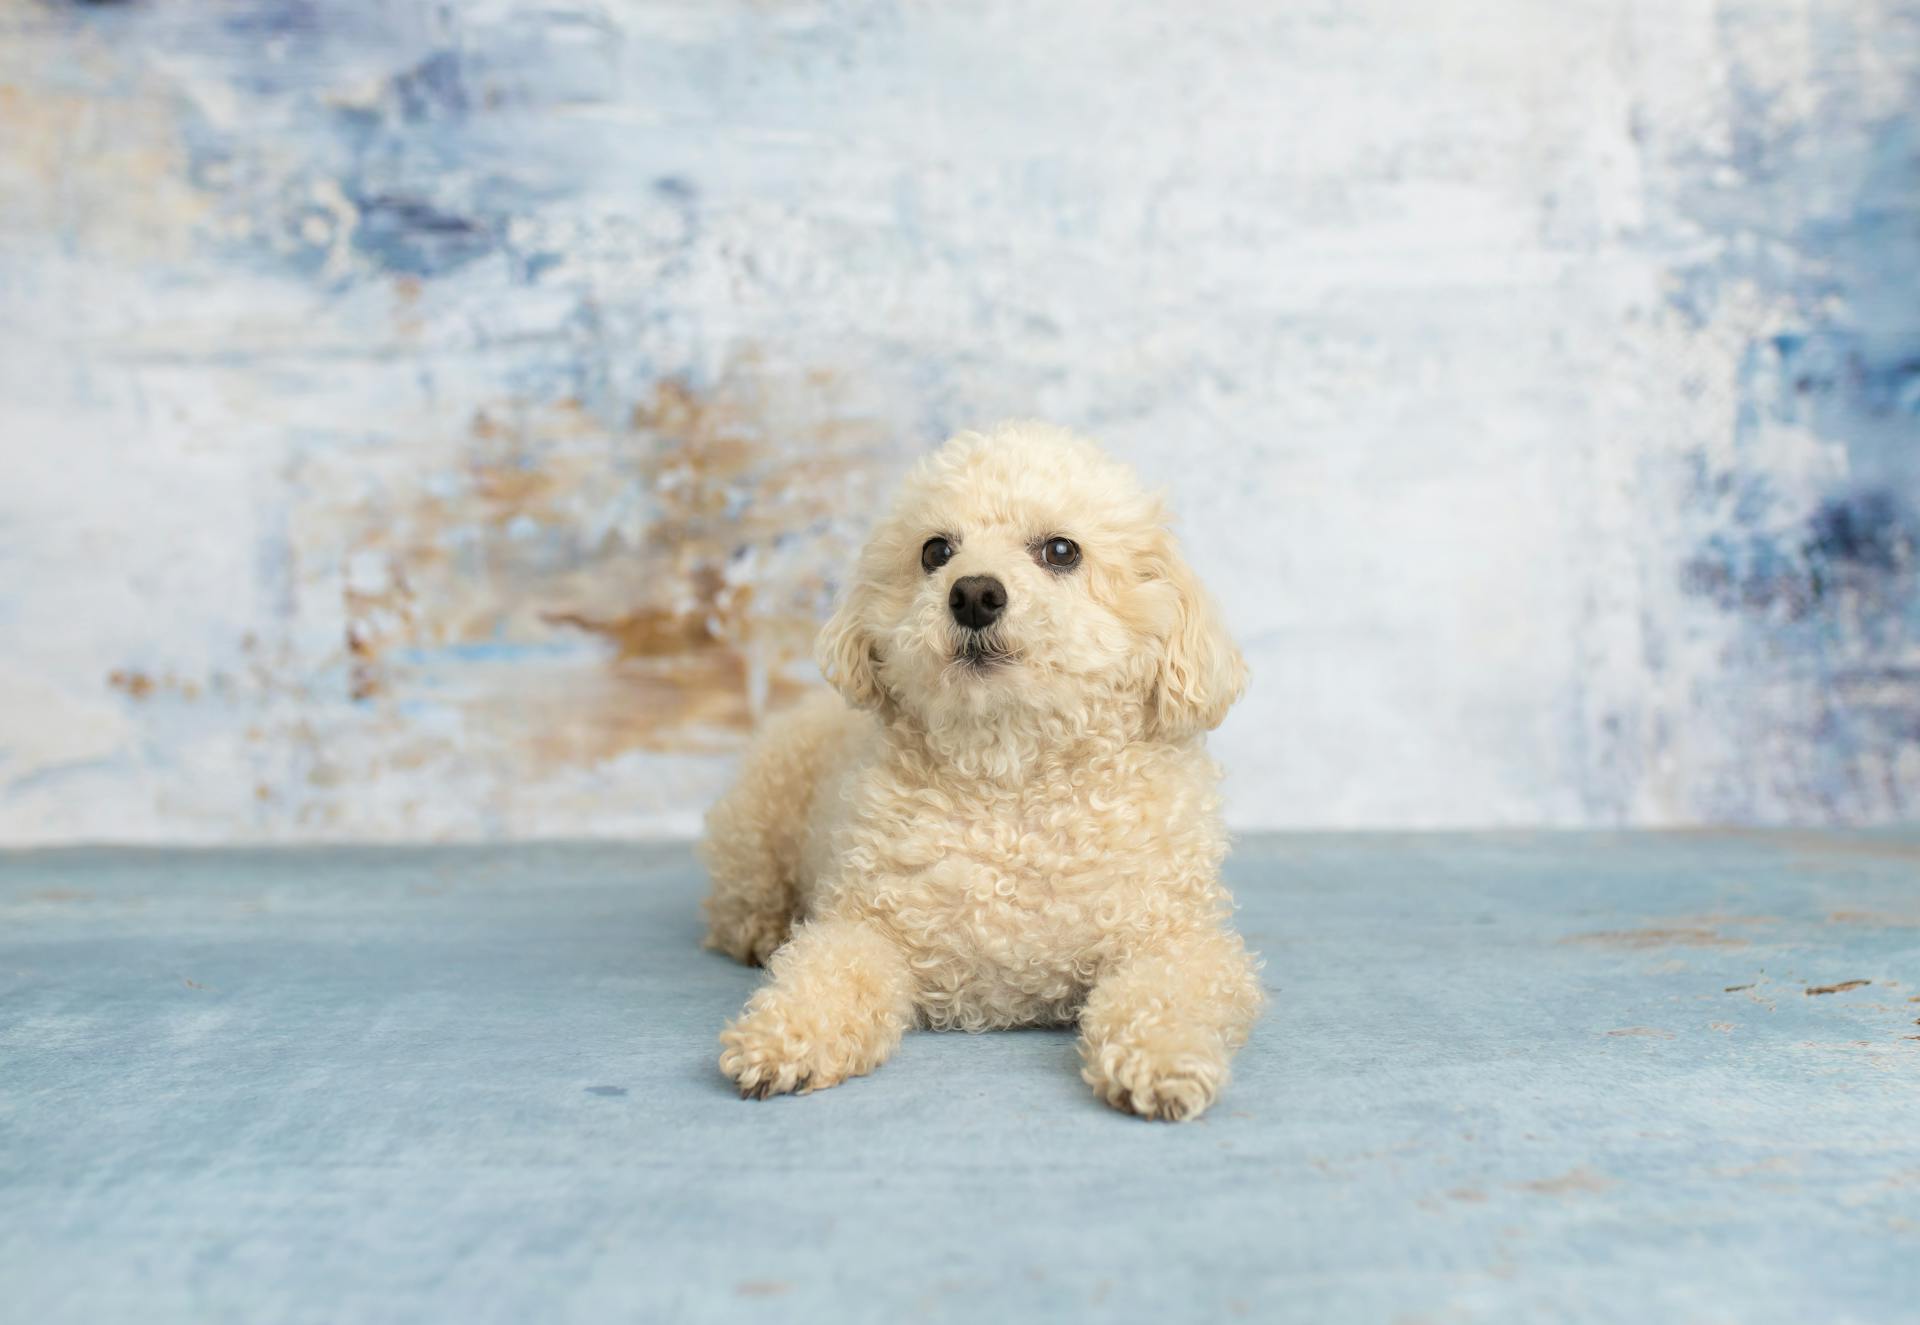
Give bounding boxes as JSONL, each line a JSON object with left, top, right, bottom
{"left": 948, "top": 575, "right": 1007, "bottom": 630}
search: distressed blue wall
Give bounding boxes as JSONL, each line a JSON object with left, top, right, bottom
{"left": 0, "top": 0, "right": 1915, "bottom": 841}
{"left": 1663, "top": 11, "right": 1920, "bottom": 818}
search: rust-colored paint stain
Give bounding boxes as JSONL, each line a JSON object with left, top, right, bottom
{"left": 107, "top": 669, "right": 203, "bottom": 702}
{"left": 1508, "top": 1168, "right": 1615, "bottom": 1196}
{"left": 545, "top": 605, "right": 723, "bottom": 658}
{"left": 513, "top": 656, "right": 819, "bottom": 765}
{"left": 1828, "top": 909, "right": 1920, "bottom": 927}
{"left": 1805, "top": 980, "right": 1871, "bottom": 996}
{"left": 734, "top": 1281, "right": 792, "bottom": 1298}
{"left": 1562, "top": 927, "right": 1747, "bottom": 950}
{"left": 107, "top": 669, "right": 157, "bottom": 700}
{"left": 307, "top": 357, "right": 898, "bottom": 773}
{"left": 1779, "top": 833, "right": 1920, "bottom": 863}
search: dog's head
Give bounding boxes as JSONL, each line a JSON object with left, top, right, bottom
{"left": 817, "top": 422, "right": 1245, "bottom": 742}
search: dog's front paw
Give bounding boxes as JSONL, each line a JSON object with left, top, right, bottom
{"left": 716, "top": 919, "right": 914, "bottom": 1100}
{"left": 1082, "top": 1027, "right": 1228, "bottom": 1122}
{"left": 719, "top": 1002, "right": 858, "bottom": 1100}
{"left": 719, "top": 1010, "right": 815, "bottom": 1099}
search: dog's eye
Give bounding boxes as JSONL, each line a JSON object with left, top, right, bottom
{"left": 921, "top": 537, "right": 956, "bottom": 573}
{"left": 1038, "top": 537, "right": 1081, "bottom": 571}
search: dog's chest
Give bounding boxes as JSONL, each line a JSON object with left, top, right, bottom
{"left": 849, "top": 789, "right": 1150, "bottom": 1027}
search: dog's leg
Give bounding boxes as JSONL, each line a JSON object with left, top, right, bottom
{"left": 719, "top": 918, "right": 915, "bottom": 1099}
{"left": 699, "top": 775, "right": 796, "bottom": 967}
{"left": 699, "top": 697, "right": 853, "bottom": 966}
{"left": 1077, "top": 927, "right": 1264, "bottom": 1122}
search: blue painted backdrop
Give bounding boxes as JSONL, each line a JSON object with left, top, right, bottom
{"left": 0, "top": 0, "right": 1915, "bottom": 841}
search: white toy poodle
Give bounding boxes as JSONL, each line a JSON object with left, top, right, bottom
{"left": 699, "top": 421, "right": 1262, "bottom": 1120}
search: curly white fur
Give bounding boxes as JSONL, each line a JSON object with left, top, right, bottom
{"left": 700, "top": 422, "right": 1263, "bottom": 1121}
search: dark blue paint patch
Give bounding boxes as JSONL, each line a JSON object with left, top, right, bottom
{"left": 516, "top": 251, "right": 565, "bottom": 284}
{"left": 1682, "top": 488, "right": 1918, "bottom": 620}
{"left": 584, "top": 1085, "right": 627, "bottom": 1097}
{"left": 651, "top": 177, "right": 700, "bottom": 246}
{"left": 1807, "top": 491, "right": 1914, "bottom": 577}
{"left": 390, "top": 50, "right": 471, "bottom": 123}
{"left": 1691, "top": 325, "right": 1920, "bottom": 628}
{"left": 221, "top": 0, "right": 322, "bottom": 38}
{"left": 350, "top": 194, "right": 499, "bottom": 278}
{"left": 174, "top": 29, "right": 591, "bottom": 285}
{"left": 1767, "top": 333, "right": 1920, "bottom": 420}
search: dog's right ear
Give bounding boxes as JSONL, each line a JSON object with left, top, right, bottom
{"left": 816, "top": 578, "right": 885, "bottom": 708}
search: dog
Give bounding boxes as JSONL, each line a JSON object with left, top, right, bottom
{"left": 699, "top": 421, "right": 1262, "bottom": 1120}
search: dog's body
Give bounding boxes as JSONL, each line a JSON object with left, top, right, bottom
{"left": 700, "top": 423, "right": 1262, "bottom": 1120}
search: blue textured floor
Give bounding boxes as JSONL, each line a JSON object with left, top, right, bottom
{"left": 3, "top": 832, "right": 1919, "bottom": 1323}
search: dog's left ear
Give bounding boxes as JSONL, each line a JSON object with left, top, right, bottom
{"left": 1143, "top": 531, "right": 1247, "bottom": 741}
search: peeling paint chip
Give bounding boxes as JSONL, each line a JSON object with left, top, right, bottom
{"left": 1723, "top": 983, "right": 1755, "bottom": 992}
{"left": 1805, "top": 980, "right": 1871, "bottom": 996}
